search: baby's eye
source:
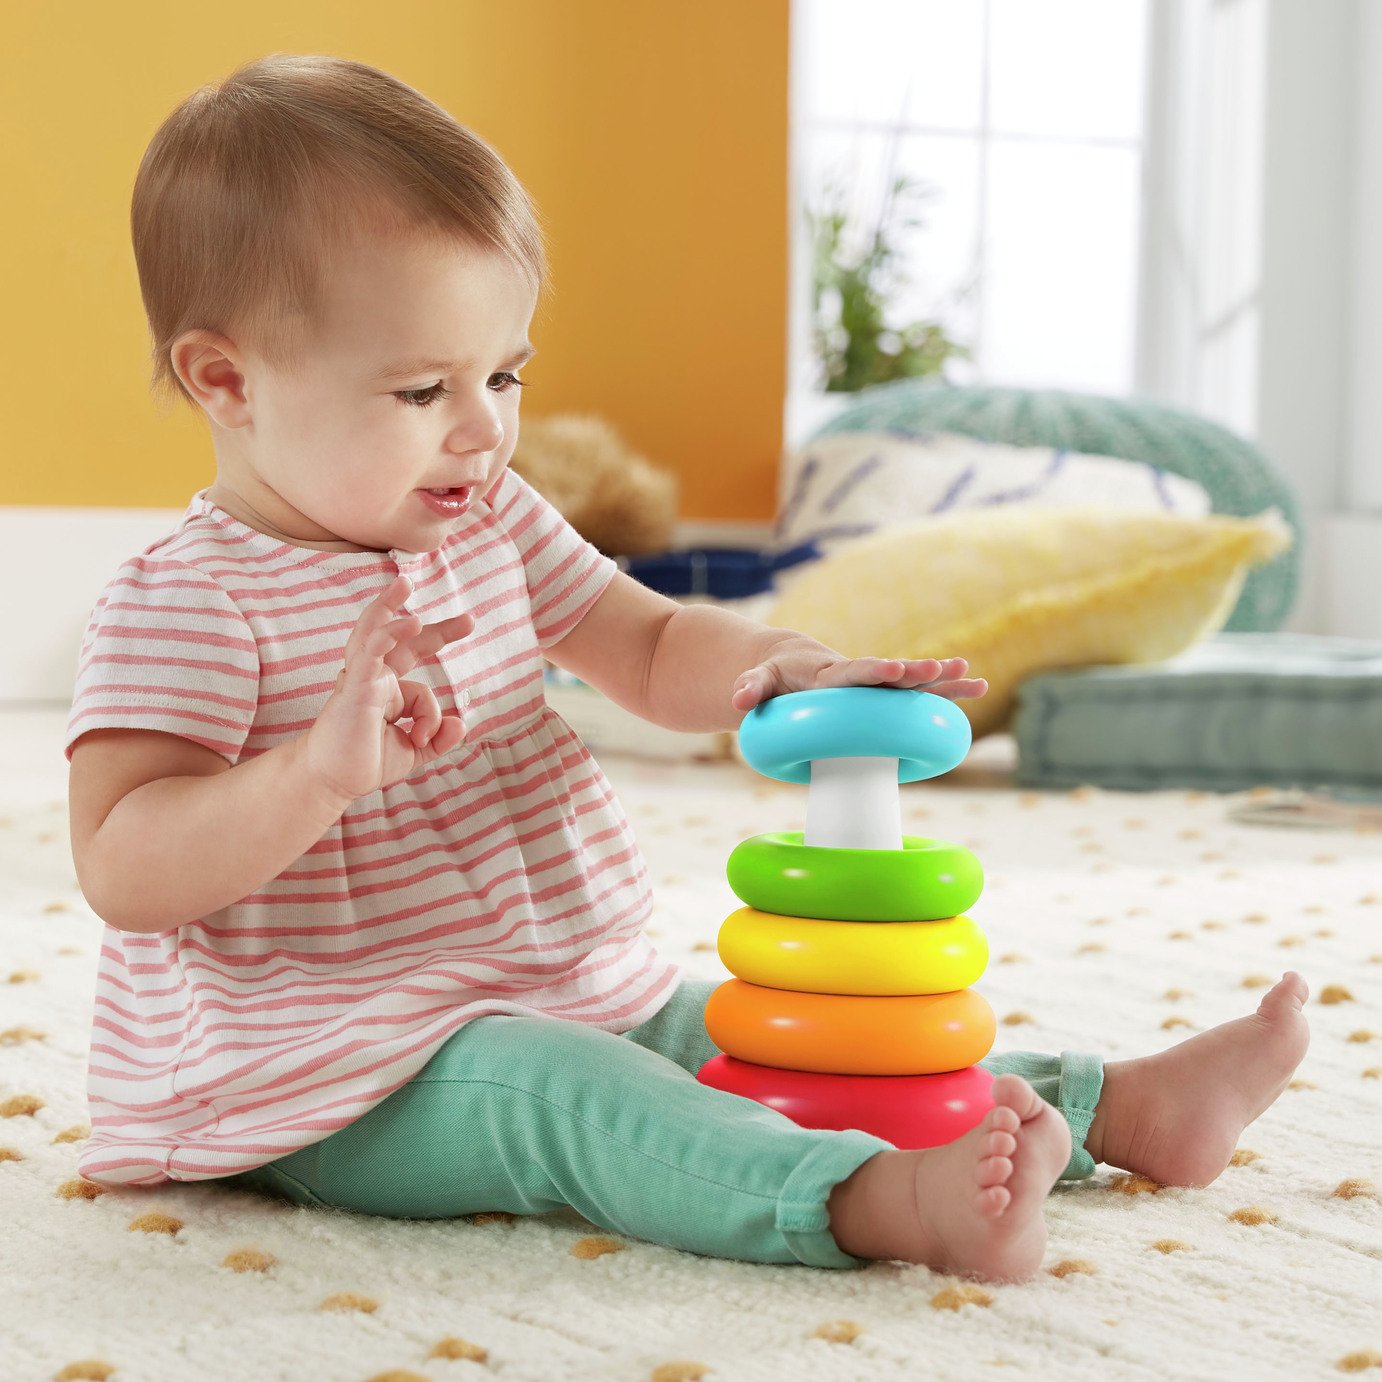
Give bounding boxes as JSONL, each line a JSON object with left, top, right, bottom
{"left": 394, "top": 382, "right": 452, "bottom": 408}
{"left": 394, "top": 374, "right": 528, "bottom": 408}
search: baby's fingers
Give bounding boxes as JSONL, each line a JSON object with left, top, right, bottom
{"left": 394, "top": 679, "right": 442, "bottom": 747}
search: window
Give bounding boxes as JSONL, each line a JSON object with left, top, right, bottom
{"left": 790, "top": 0, "right": 1149, "bottom": 413}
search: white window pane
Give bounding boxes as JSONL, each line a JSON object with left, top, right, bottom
{"left": 981, "top": 141, "right": 1142, "bottom": 392}
{"left": 795, "top": 0, "right": 985, "bottom": 131}
{"left": 989, "top": 0, "right": 1148, "bottom": 141}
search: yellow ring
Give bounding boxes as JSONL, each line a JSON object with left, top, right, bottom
{"left": 718, "top": 907, "right": 988, "bottom": 995}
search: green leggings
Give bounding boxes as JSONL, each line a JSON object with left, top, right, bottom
{"left": 221, "top": 978, "right": 1103, "bottom": 1269}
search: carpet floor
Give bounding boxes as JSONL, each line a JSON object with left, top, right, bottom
{"left": 3, "top": 708, "right": 1379, "bottom": 1382}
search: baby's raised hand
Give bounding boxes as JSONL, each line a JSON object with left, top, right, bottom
{"left": 731, "top": 649, "right": 988, "bottom": 714}
{"left": 305, "top": 574, "right": 475, "bottom": 801}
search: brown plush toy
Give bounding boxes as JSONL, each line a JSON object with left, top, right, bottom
{"left": 509, "top": 414, "right": 679, "bottom": 557}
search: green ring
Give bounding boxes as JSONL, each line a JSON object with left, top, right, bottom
{"left": 726, "top": 832, "right": 984, "bottom": 922}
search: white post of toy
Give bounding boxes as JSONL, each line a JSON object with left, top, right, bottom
{"left": 804, "top": 756, "right": 902, "bottom": 850}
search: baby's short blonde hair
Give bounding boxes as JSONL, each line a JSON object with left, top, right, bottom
{"left": 132, "top": 53, "right": 546, "bottom": 411}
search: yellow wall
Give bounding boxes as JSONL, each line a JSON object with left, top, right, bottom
{"left": 0, "top": 2, "right": 788, "bottom": 521}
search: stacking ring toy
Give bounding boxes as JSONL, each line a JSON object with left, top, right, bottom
{"left": 704, "top": 980, "right": 995, "bottom": 1075}
{"left": 727, "top": 832, "right": 983, "bottom": 922}
{"left": 738, "top": 687, "right": 971, "bottom": 784}
{"left": 718, "top": 907, "right": 988, "bottom": 995}
{"left": 698, "top": 1056, "right": 996, "bottom": 1150}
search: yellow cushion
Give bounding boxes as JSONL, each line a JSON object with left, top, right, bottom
{"left": 767, "top": 506, "right": 1292, "bottom": 738}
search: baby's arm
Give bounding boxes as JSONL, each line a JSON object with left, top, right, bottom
{"left": 545, "top": 571, "right": 984, "bottom": 733}
{"left": 70, "top": 575, "right": 464, "bottom": 934}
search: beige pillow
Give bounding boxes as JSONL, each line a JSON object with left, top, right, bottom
{"left": 767, "top": 506, "right": 1293, "bottom": 737}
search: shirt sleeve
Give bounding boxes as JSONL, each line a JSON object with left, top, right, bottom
{"left": 486, "top": 466, "right": 619, "bottom": 648}
{"left": 64, "top": 554, "right": 261, "bottom": 764}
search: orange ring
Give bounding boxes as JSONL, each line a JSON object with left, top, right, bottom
{"left": 704, "top": 979, "right": 995, "bottom": 1075}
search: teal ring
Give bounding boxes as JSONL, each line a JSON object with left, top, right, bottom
{"left": 726, "top": 831, "right": 985, "bottom": 922}
{"left": 738, "top": 687, "right": 971, "bottom": 785}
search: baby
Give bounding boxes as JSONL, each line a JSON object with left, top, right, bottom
{"left": 65, "top": 54, "right": 1310, "bottom": 1283}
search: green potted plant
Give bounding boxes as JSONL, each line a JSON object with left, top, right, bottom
{"left": 807, "top": 166, "right": 970, "bottom": 393}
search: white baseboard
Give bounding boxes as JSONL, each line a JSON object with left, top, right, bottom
{"left": 2, "top": 505, "right": 187, "bottom": 706}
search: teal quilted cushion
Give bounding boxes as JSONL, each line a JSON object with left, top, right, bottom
{"left": 1012, "top": 633, "right": 1382, "bottom": 792}
{"left": 811, "top": 382, "right": 1302, "bottom": 632}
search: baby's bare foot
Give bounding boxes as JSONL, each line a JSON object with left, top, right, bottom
{"left": 827, "top": 1073, "right": 1072, "bottom": 1282}
{"left": 1086, "top": 971, "right": 1310, "bottom": 1188}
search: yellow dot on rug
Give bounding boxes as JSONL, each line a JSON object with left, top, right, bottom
{"left": 53, "top": 1125, "right": 90, "bottom": 1143}
{"left": 1230, "top": 1149, "right": 1262, "bottom": 1166}
{"left": 1077, "top": 943, "right": 1107, "bottom": 954}
{"left": 54, "top": 1363, "right": 115, "bottom": 1381}
{"left": 1002, "top": 1012, "right": 1035, "bottom": 1026}
{"left": 1336, "top": 1348, "right": 1382, "bottom": 1372}
{"left": 128, "top": 1212, "right": 182, "bottom": 1236}
{"left": 1150, "top": 1240, "right": 1191, "bottom": 1254}
{"left": 1108, "top": 1174, "right": 1161, "bottom": 1195}
{"left": 1161, "top": 1017, "right": 1195, "bottom": 1031}
{"left": 1242, "top": 975, "right": 1272, "bottom": 989}
{"left": 1321, "top": 985, "right": 1355, "bottom": 1004}
{"left": 1049, "top": 1259, "right": 1097, "bottom": 1278}
{"left": 363, "top": 1372, "right": 430, "bottom": 1382}
{"left": 1, "top": 1094, "right": 43, "bottom": 1117}
{"left": 931, "top": 1284, "right": 993, "bottom": 1311}
{"left": 320, "top": 1292, "right": 377, "bottom": 1313}
{"left": 429, "top": 1337, "right": 489, "bottom": 1363}
{"left": 0, "top": 1025, "right": 46, "bottom": 1044}
{"left": 0, "top": 1146, "right": 21, "bottom": 1163}
{"left": 56, "top": 1178, "right": 104, "bottom": 1200}
{"left": 998, "top": 953, "right": 1027, "bottom": 964}
{"left": 571, "top": 1235, "right": 626, "bottom": 1259}
{"left": 1168, "top": 930, "right": 1193, "bottom": 941}
{"left": 1163, "top": 988, "right": 1194, "bottom": 1001}
{"left": 223, "top": 1248, "right": 276, "bottom": 1273}
{"left": 7, "top": 970, "right": 41, "bottom": 984}
{"left": 1364, "top": 1068, "right": 1381, "bottom": 1080}
{"left": 1289, "top": 1079, "right": 1319, "bottom": 1091}
{"left": 1228, "top": 1206, "right": 1277, "bottom": 1226}
{"left": 652, "top": 1365, "right": 711, "bottom": 1382}
{"left": 1348, "top": 1031, "right": 1375, "bottom": 1044}
{"left": 468, "top": 1211, "right": 515, "bottom": 1225}
{"left": 813, "top": 1320, "right": 863, "bottom": 1343}
{"left": 1331, "top": 1179, "right": 1378, "bottom": 1200}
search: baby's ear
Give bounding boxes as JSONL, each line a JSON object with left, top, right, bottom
{"left": 171, "top": 329, "right": 252, "bottom": 426}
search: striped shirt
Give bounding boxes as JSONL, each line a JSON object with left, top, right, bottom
{"left": 64, "top": 468, "right": 682, "bottom": 1186}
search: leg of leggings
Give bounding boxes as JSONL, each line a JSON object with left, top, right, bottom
{"left": 979, "top": 1050, "right": 1105, "bottom": 1180}
{"left": 224, "top": 1007, "right": 893, "bottom": 1269}
{"left": 623, "top": 978, "right": 1105, "bottom": 1182}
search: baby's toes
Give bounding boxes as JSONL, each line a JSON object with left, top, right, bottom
{"left": 976, "top": 1183, "right": 1012, "bottom": 1217}
{"left": 976, "top": 1152, "right": 1014, "bottom": 1189}
{"left": 984, "top": 1103, "right": 1021, "bottom": 1137}
{"left": 990, "top": 1073, "right": 1044, "bottom": 1122}
{"left": 980, "top": 1128, "right": 1017, "bottom": 1160}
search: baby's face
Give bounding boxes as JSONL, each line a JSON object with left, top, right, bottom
{"left": 211, "top": 231, "right": 537, "bottom": 553}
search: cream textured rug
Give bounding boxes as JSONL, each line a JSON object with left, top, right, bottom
{"left": 3, "top": 707, "right": 1380, "bottom": 1382}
